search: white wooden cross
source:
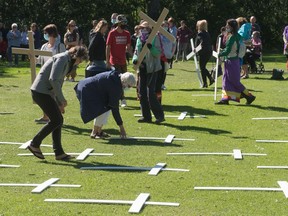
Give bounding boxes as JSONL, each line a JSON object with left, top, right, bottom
{"left": 18, "top": 148, "right": 113, "bottom": 161}
{"left": 0, "top": 178, "right": 81, "bottom": 194}
{"left": 194, "top": 181, "right": 288, "bottom": 198}
{"left": 0, "top": 164, "right": 20, "bottom": 168}
{"left": 45, "top": 193, "right": 180, "bottom": 214}
{"left": 167, "top": 149, "right": 266, "bottom": 160}
{"left": 186, "top": 38, "right": 203, "bottom": 87}
{"left": 212, "top": 39, "right": 222, "bottom": 101}
{"left": 108, "top": 134, "right": 195, "bottom": 143}
{"left": 252, "top": 117, "right": 288, "bottom": 120}
{"left": 257, "top": 166, "right": 288, "bottom": 169}
{"left": 12, "top": 31, "right": 52, "bottom": 83}
{"left": 256, "top": 140, "right": 288, "bottom": 143}
{"left": 80, "top": 162, "right": 189, "bottom": 176}
{"left": 133, "top": 8, "right": 176, "bottom": 70}
{"left": 0, "top": 140, "right": 52, "bottom": 149}
{"left": 134, "top": 112, "right": 206, "bottom": 120}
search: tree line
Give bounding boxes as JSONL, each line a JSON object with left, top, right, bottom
{"left": 0, "top": 0, "right": 287, "bottom": 50}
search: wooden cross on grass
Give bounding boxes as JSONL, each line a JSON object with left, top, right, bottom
{"left": 12, "top": 31, "right": 52, "bottom": 83}
{"left": 133, "top": 8, "right": 176, "bottom": 70}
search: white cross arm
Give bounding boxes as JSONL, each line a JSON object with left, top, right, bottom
{"left": 139, "top": 11, "right": 175, "bottom": 43}
{"left": 12, "top": 48, "right": 52, "bottom": 57}
{"left": 186, "top": 43, "right": 202, "bottom": 60}
{"left": 31, "top": 178, "right": 59, "bottom": 194}
{"left": 76, "top": 148, "right": 94, "bottom": 161}
{"left": 129, "top": 193, "right": 150, "bottom": 213}
{"left": 133, "top": 8, "right": 169, "bottom": 71}
{"left": 148, "top": 163, "right": 166, "bottom": 175}
{"left": 213, "top": 51, "right": 218, "bottom": 58}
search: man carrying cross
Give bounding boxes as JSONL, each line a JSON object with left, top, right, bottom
{"left": 132, "top": 21, "right": 165, "bottom": 124}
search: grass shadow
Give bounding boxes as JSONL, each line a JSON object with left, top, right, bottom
{"left": 162, "top": 104, "right": 227, "bottom": 116}
{"left": 62, "top": 124, "right": 91, "bottom": 136}
{"left": 237, "top": 104, "right": 288, "bottom": 112}
{"left": 104, "top": 138, "right": 182, "bottom": 147}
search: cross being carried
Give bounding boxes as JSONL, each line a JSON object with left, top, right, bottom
{"left": 12, "top": 31, "right": 52, "bottom": 83}
{"left": 133, "top": 8, "right": 176, "bottom": 71}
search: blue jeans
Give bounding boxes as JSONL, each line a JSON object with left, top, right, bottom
{"left": 139, "top": 64, "right": 164, "bottom": 120}
{"left": 7, "top": 46, "right": 19, "bottom": 65}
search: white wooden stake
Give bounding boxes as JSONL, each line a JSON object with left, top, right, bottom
{"left": 129, "top": 193, "right": 150, "bottom": 213}
{"left": 195, "top": 181, "right": 288, "bottom": 198}
{"left": 134, "top": 113, "right": 206, "bottom": 119}
{"left": 164, "top": 135, "right": 175, "bottom": 143}
{"left": 0, "top": 164, "right": 20, "bottom": 168}
{"left": 167, "top": 149, "right": 266, "bottom": 160}
{"left": 252, "top": 117, "right": 288, "bottom": 120}
{"left": 0, "top": 178, "right": 81, "bottom": 193}
{"left": 108, "top": 135, "right": 195, "bottom": 143}
{"left": 45, "top": 193, "right": 180, "bottom": 213}
{"left": 76, "top": 148, "right": 94, "bottom": 161}
{"left": 80, "top": 163, "right": 189, "bottom": 176}
{"left": 257, "top": 166, "right": 288, "bottom": 169}
{"left": 256, "top": 140, "right": 288, "bottom": 143}
{"left": 188, "top": 38, "right": 203, "bottom": 87}
{"left": 0, "top": 140, "right": 52, "bottom": 149}
{"left": 32, "top": 178, "right": 59, "bottom": 194}
{"left": 213, "top": 39, "right": 222, "bottom": 101}
{"left": 12, "top": 31, "right": 52, "bottom": 83}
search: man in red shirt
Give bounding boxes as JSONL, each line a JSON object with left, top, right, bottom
{"left": 106, "top": 14, "right": 131, "bottom": 107}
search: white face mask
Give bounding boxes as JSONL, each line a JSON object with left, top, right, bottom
{"left": 140, "top": 29, "right": 149, "bottom": 35}
{"left": 226, "top": 27, "right": 232, "bottom": 33}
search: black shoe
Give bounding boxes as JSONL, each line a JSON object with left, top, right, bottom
{"left": 246, "top": 95, "right": 256, "bottom": 105}
{"left": 209, "top": 77, "right": 215, "bottom": 86}
{"left": 138, "top": 117, "right": 152, "bottom": 123}
{"left": 155, "top": 118, "right": 165, "bottom": 124}
{"left": 215, "top": 100, "right": 229, "bottom": 105}
{"left": 201, "top": 84, "right": 208, "bottom": 88}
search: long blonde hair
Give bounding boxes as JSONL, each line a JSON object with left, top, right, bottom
{"left": 94, "top": 19, "right": 108, "bottom": 33}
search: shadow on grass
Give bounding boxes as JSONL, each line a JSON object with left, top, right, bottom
{"left": 0, "top": 71, "right": 18, "bottom": 78}
{"left": 40, "top": 160, "right": 155, "bottom": 173}
{"left": 104, "top": 139, "right": 182, "bottom": 147}
{"left": 0, "top": 112, "right": 14, "bottom": 115}
{"left": 250, "top": 77, "right": 288, "bottom": 81}
{"left": 161, "top": 122, "right": 231, "bottom": 135}
{"left": 162, "top": 104, "right": 227, "bottom": 116}
{"left": 62, "top": 124, "right": 91, "bottom": 136}
{"left": 237, "top": 104, "right": 288, "bottom": 112}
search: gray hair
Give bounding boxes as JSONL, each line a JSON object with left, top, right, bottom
{"left": 120, "top": 72, "right": 136, "bottom": 87}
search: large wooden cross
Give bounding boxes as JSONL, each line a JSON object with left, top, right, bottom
{"left": 133, "top": 8, "right": 176, "bottom": 70}
{"left": 12, "top": 31, "right": 52, "bottom": 83}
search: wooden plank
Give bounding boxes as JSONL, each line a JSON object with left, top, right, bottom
{"left": 31, "top": 178, "right": 59, "bottom": 194}
{"left": 167, "top": 152, "right": 232, "bottom": 156}
{"left": 80, "top": 166, "right": 151, "bottom": 171}
{"left": 0, "top": 164, "right": 20, "bottom": 168}
{"left": 190, "top": 38, "right": 203, "bottom": 86}
{"left": 164, "top": 135, "right": 175, "bottom": 143}
{"left": 148, "top": 163, "right": 166, "bottom": 176}
{"left": 194, "top": 186, "right": 282, "bottom": 191}
{"left": 252, "top": 117, "right": 288, "bottom": 120}
{"left": 18, "top": 152, "right": 113, "bottom": 157}
{"left": 178, "top": 112, "right": 187, "bottom": 120}
{"left": 277, "top": 181, "right": 288, "bottom": 198}
{"left": 129, "top": 193, "right": 150, "bottom": 213}
{"left": 214, "top": 39, "right": 222, "bottom": 101}
{"left": 133, "top": 8, "right": 169, "bottom": 71}
{"left": 256, "top": 140, "right": 288, "bottom": 143}
{"left": 257, "top": 166, "right": 288, "bottom": 169}
{"left": 76, "top": 148, "right": 94, "bottom": 161}
{"left": 233, "top": 149, "right": 243, "bottom": 160}
{"left": 134, "top": 114, "right": 206, "bottom": 119}
{"left": 19, "top": 140, "right": 32, "bottom": 149}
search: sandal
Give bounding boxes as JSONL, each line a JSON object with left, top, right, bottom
{"left": 28, "top": 145, "right": 45, "bottom": 160}
{"left": 90, "top": 132, "right": 97, "bottom": 139}
{"left": 55, "top": 154, "right": 74, "bottom": 161}
{"left": 95, "top": 131, "right": 110, "bottom": 139}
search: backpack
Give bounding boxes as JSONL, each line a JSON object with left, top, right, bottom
{"left": 271, "top": 69, "right": 284, "bottom": 80}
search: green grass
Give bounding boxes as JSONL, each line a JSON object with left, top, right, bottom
{"left": 0, "top": 55, "right": 288, "bottom": 216}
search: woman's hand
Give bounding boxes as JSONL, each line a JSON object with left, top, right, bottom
{"left": 119, "top": 125, "right": 127, "bottom": 139}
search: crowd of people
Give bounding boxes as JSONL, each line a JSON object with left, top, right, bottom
{"left": 1, "top": 13, "right": 287, "bottom": 160}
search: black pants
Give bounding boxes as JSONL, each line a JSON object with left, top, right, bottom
{"left": 199, "top": 52, "right": 212, "bottom": 86}
{"left": 31, "top": 90, "right": 64, "bottom": 156}
{"left": 139, "top": 64, "right": 164, "bottom": 120}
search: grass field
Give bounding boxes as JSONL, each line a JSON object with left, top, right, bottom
{"left": 0, "top": 54, "right": 288, "bottom": 216}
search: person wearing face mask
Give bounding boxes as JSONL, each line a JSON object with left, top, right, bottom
{"left": 106, "top": 14, "right": 131, "bottom": 107}
{"left": 132, "top": 21, "right": 165, "bottom": 124}
{"left": 215, "top": 19, "right": 256, "bottom": 105}
{"left": 7, "top": 23, "right": 21, "bottom": 66}
{"left": 28, "top": 46, "right": 88, "bottom": 160}
{"left": 110, "top": 13, "right": 118, "bottom": 28}
{"left": 34, "top": 24, "right": 66, "bottom": 124}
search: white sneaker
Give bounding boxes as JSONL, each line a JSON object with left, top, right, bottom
{"left": 121, "top": 99, "right": 127, "bottom": 107}
{"left": 161, "top": 85, "right": 167, "bottom": 90}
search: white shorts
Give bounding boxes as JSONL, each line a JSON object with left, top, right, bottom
{"left": 94, "top": 111, "right": 110, "bottom": 127}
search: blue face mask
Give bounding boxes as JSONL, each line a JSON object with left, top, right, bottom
{"left": 111, "top": 19, "right": 116, "bottom": 25}
{"left": 44, "top": 33, "right": 49, "bottom": 41}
